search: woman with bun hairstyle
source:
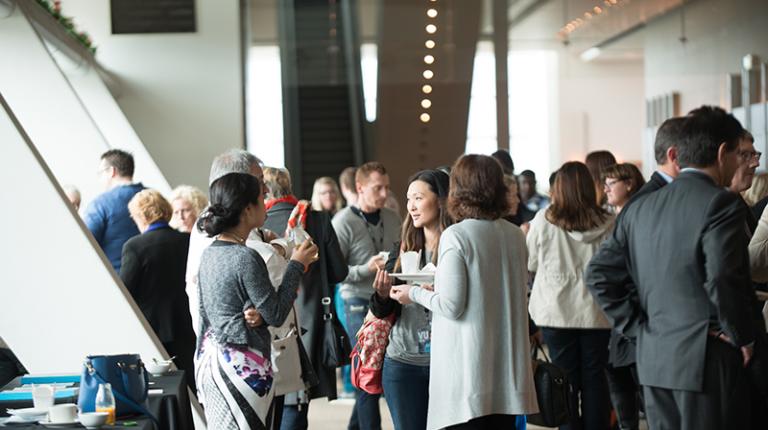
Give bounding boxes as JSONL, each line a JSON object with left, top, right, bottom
{"left": 194, "top": 172, "right": 319, "bottom": 430}
{"left": 369, "top": 169, "right": 451, "bottom": 430}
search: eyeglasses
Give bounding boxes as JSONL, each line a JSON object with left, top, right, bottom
{"left": 738, "top": 150, "right": 762, "bottom": 162}
{"left": 604, "top": 178, "right": 625, "bottom": 189}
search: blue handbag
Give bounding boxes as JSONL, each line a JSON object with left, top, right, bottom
{"left": 77, "top": 354, "right": 157, "bottom": 423}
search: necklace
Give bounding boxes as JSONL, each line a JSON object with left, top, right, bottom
{"left": 219, "top": 231, "right": 246, "bottom": 244}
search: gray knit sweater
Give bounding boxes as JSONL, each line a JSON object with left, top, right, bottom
{"left": 197, "top": 240, "right": 304, "bottom": 355}
{"left": 332, "top": 207, "right": 401, "bottom": 299}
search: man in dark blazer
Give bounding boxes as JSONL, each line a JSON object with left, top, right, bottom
{"left": 120, "top": 193, "right": 196, "bottom": 394}
{"left": 599, "top": 116, "right": 685, "bottom": 430}
{"left": 586, "top": 106, "right": 757, "bottom": 429}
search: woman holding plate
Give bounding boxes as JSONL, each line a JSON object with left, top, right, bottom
{"left": 390, "top": 155, "right": 538, "bottom": 430}
{"left": 369, "top": 169, "right": 451, "bottom": 430}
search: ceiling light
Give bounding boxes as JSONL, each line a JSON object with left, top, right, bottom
{"left": 422, "top": 84, "right": 432, "bottom": 94}
{"left": 420, "top": 113, "right": 431, "bottom": 123}
{"left": 594, "top": 6, "right": 602, "bottom": 14}
{"left": 425, "top": 40, "right": 436, "bottom": 49}
{"left": 423, "top": 70, "right": 434, "bottom": 79}
{"left": 421, "top": 99, "right": 432, "bottom": 109}
{"left": 580, "top": 47, "right": 601, "bottom": 62}
{"left": 426, "top": 24, "right": 437, "bottom": 34}
{"left": 584, "top": 12, "right": 592, "bottom": 19}
{"left": 427, "top": 9, "right": 438, "bottom": 18}
{"left": 424, "top": 55, "right": 434, "bottom": 64}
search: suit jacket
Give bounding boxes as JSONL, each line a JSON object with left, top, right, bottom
{"left": 635, "top": 171, "right": 668, "bottom": 198}
{"left": 264, "top": 204, "right": 349, "bottom": 401}
{"left": 586, "top": 170, "right": 757, "bottom": 391}
{"left": 120, "top": 227, "right": 195, "bottom": 344}
{"left": 603, "top": 170, "right": 671, "bottom": 366}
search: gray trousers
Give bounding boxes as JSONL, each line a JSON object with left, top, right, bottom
{"left": 643, "top": 338, "right": 751, "bottom": 430}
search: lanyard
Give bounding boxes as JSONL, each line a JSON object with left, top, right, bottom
{"left": 360, "top": 213, "right": 384, "bottom": 251}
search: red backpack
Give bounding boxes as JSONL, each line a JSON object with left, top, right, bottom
{"left": 350, "top": 311, "right": 396, "bottom": 394}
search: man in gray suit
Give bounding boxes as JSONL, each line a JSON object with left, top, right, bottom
{"left": 586, "top": 106, "right": 757, "bottom": 429}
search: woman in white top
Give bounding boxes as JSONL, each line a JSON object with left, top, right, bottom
{"left": 527, "top": 161, "right": 615, "bottom": 430}
{"left": 390, "top": 155, "right": 538, "bottom": 430}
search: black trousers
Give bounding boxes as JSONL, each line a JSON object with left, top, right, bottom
{"left": 643, "top": 337, "right": 751, "bottom": 430}
{"left": 605, "top": 363, "right": 640, "bottom": 430}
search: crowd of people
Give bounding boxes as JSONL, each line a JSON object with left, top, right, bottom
{"left": 41, "top": 103, "right": 768, "bottom": 430}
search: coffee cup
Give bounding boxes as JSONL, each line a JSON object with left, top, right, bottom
{"left": 32, "top": 384, "right": 54, "bottom": 410}
{"left": 48, "top": 404, "right": 77, "bottom": 423}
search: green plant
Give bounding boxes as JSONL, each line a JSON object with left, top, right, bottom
{"left": 35, "top": 0, "right": 96, "bottom": 54}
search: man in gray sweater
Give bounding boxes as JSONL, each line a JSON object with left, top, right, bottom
{"left": 332, "top": 161, "right": 401, "bottom": 430}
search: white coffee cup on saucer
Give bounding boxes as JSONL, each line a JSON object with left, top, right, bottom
{"left": 48, "top": 404, "right": 77, "bottom": 423}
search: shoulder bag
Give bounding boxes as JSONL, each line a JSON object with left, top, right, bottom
{"left": 77, "top": 354, "right": 158, "bottom": 424}
{"left": 526, "top": 341, "right": 573, "bottom": 427}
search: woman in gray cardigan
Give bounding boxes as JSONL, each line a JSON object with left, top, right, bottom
{"left": 195, "top": 173, "right": 318, "bottom": 430}
{"left": 390, "top": 155, "right": 538, "bottom": 430}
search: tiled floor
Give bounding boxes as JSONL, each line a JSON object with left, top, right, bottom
{"left": 307, "top": 397, "right": 648, "bottom": 429}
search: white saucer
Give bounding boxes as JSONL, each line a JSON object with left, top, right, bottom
{"left": 6, "top": 407, "right": 48, "bottom": 422}
{"left": 38, "top": 419, "right": 80, "bottom": 428}
{"left": 388, "top": 272, "right": 435, "bottom": 283}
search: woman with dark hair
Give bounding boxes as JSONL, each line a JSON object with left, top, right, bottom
{"left": 368, "top": 169, "right": 451, "bottom": 430}
{"left": 194, "top": 173, "right": 319, "bottom": 430}
{"left": 527, "top": 161, "right": 615, "bottom": 430}
{"left": 602, "top": 163, "right": 646, "bottom": 213}
{"left": 586, "top": 150, "right": 618, "bottom": 206}
{"left": 390, "top": 155, "right": 538, "bottom": 430}
{"left": 600, "top": 162, "right": 647, "bottom": 430}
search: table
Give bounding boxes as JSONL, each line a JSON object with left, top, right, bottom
{"left": 0, "top": 371, "right": 193, "bottom": 430}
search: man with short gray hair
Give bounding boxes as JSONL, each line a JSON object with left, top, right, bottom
{"left": 208, "top": 148, "right": 263, "bottom": 185}
{"left": 185, "top": 149, "right": 271, "bottom": 333}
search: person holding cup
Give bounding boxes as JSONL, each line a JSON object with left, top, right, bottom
{"left": 369, "top": 169, "right": 451, "bottom": 430}
{"left": 389, "top": 155, "right": 538, "bottom": 429}
{"left": 195, "top": 172, "right": 319, "bottom": 430}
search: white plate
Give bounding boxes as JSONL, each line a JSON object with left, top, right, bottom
{"left": 388, "top": 273, "right": 435, "bottom": 283}
{"left": 38, "top": 419, "right": 80, "bottom": 428}
{"left": 6, "top": 407, "right": 48, "bottom": 421}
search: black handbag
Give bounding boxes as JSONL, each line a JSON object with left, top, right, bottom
{"left": 527, "top": 341, "right": 573, "bottom": 427}
{"left": 321, "top": 296, "right": 352, "bottom": 367}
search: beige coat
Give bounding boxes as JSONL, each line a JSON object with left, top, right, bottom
{"left": 527, "top": 210, "right": 614, "bottom": 329}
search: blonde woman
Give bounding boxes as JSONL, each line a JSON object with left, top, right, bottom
{"left": 169, "top": 185, "right": 208, "bottom": 232}
{"left": 311, "top": 177, "right": 343, "bottom": 215}
{"left": 121, "top": 189, "right": 196, "bottom": 393}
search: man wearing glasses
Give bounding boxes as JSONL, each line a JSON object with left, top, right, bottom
{"left": 729, "top": 130, "right": 761, "bottom": 233}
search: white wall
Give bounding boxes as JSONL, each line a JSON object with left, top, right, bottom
{"left": 0, "top": 6, "right": 142, "bottom": 207}
{"left": 644, "top": 0, "right": 768, "bottom": 113}
{"left": 61, "top": 0, "right": 244, "bottom": 191}
{"left": 557, "top": 53, "right": 646, "bottom": 167}
{"left": 49, "top": 48, "right": 171, "bottom": 196}
{"left": 0, "top": 96, "right": 167, "bottom": 374}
